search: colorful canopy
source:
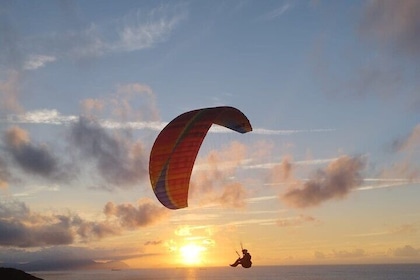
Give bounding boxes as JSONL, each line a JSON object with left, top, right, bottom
{"left": 149, "top": 106, "right": 252, "bottom": 209}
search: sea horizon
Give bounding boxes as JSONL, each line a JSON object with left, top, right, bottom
{"left": 32, "top": 263, "right": 420, "bottom": 280}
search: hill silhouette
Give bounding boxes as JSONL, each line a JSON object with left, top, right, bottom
{"left": 0, "top": 267, "right": 43, "bottom": 280}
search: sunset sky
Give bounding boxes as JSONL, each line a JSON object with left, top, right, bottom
{"left": 1, "top": 0, "right": 419, "bottom": 269}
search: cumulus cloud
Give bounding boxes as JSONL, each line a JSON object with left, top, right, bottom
{"left": 3, "top": 126, "right": 70, "bottom": 180}
{"left": 190, "top": 141, "right": 249, "bottom": 208}
{"left": 105, "top": 83, "right": 159, "bottom": 122}
{"left": 69, "top": 117, "right": 148, "bottom": 189}
{"left": 104, "top": 199, "right": 169, "bottom": 229}
{"left": 360, "top": 0, "right": 420, "bottom": 55}
{"left": 80, "top": 83, "right": 159, "bottom": 121}
{"left": 0, "top": 199, "right": 131, "bottom": 248}
{"left": 265, "top": 156, "right": 294, "bottom": 185}
{"left": 0, "top": 200, "right": 71, "bottom": 247}
{"left": 282, "top": 156, "right": 366, "bottom": 208}
{"left": 218, "top": 182, "right": 247, "bottom": 209}
{"left": 391, "top": 245, "right": 420, "bottom": 257}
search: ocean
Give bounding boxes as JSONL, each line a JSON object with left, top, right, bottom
{"left": 33, "top": 264, "right": 420, "bottom": 280}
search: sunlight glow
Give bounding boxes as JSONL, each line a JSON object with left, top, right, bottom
{"left": 179, "top": 243, "right": 205, "bottom": 266}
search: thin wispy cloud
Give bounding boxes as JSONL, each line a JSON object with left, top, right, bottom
{"left": 2, "top": 109, "right": 335, "bottom": 136}
{"left": 356, "top": 178, "right": 417, "bottom": 191}
{"left": 258, "top": 3, "right": 292, "bottom": 21}
{"left": 23, "top": 54, "right": 56, "bottom": 70}
{"left": 61, "top": 4, "right": 186, "bottom": 59}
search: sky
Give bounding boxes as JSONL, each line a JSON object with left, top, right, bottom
{"left": 0, "top": 0, "right": 419, "bottom": 269}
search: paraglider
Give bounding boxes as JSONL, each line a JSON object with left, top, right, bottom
{"left": 230, "top": 248, "right": 252, "bottom": 268}
{"left": 149, "top": 106, "right": 252, "bottom": 209}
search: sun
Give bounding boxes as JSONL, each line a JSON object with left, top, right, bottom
{"left": 179, "top": 243, "right": 205, "bottom": 266}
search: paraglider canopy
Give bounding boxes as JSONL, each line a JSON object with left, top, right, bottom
{"left": 149, "top": 106, "right": 252, "bottom": 209}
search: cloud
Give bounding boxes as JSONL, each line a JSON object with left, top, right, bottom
{"left": 276, "top": 214, "right": 317, "bottom": 227}
{"left": 3, "top": 109, "right": 335, "bottom": 135}
{"left": 360, "top": 0, "right": 420, "bottom": 55}
{"left": 47, "top": 4, "right": 185, "bottom": 60}
{"left": 258, "top": 3, "right": 292, "bottom": 21}
{"left": 0, "top": 199, "right": 126, "bottom": 248}
{"left": 3, "top": 108, "right": 165, "bottom": 130}
{"left": 265, "top": 156, "right": 294, "bottom": 185}
{"left": 107, "top": 83, "right": 159, "bottom": 122}
{"left": 393, "top": 124, "right": 420, "bottom": 152}
{"left": 282, "top": 155, "right": 366, "bottom": 208}
{"left": 332, "top": 248, "right": 366, "bottom": 258}
{"left": 0, "top": 70, "right": 23, "bottom": 113}
{"left": 0, "top": 245, "right": 148, "bottom": 269}
{"left": 0, "top": 200, "right": 73, "bottom": 247}
{"left": 3, "top": 126, "right": 70, "bottom": 180}
{"left": 23, "top": 54, "right": 56, "bottom": 70}
{"left": 111, "top": 4, "right": 186, "bottom": 53}
{"left": 144, "top": 240, "right": 162, "bottom": 246}
{"left": 217, "top": 182, "right": 248, "bottom": 209}
{"left": 104, "top": 199, "right": 169, "bottom": 229}
{"left": 379, "top": 124, "right": 420, "bottom": 181}
{"left": 391, "top": 245, "right": 420, "bottom": 257}
{"left": 0, "top": 157, "right": 11, "bottom": 188}
{"left": 190, "top": 141, "right": 249, "bottom": 208}
{"left": 68, "top": 117, "right": 148, "bottom": 189}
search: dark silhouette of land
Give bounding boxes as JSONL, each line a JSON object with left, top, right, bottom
{"left": 1, "top": 259, "right": 128, "bottom": 271}
{"left": 0, "top": 267, "right": 44, "bottom": 280}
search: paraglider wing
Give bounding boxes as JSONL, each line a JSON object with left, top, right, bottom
{"left": 149, "top": 106, "right": 252, "bottom": 209}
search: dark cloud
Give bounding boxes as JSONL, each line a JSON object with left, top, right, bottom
{"left": 5, "top": 126, "right": 57, "bottom": 175}
{"left": 0, "top": 203, "right": 74, "bottom": 247}
{"left": 360, "top": 0, "right": 420, "bottom": 56}
{"left": 282, "top": 156, "right": 365, "bottom": 208}
{"left": 3, "top": 126, "right": 70, "bottom": 180}
{"left": 74, "top": 219, "right": 120, "bottom": 240}
{"left": 0, "top": 200, "right": 119, "bottom": 248}
{"left": 104, "top": 200, "right": 169, "bottom": 229}
{"left": 69, "top": 117, "right": 148, "bottom": 189}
